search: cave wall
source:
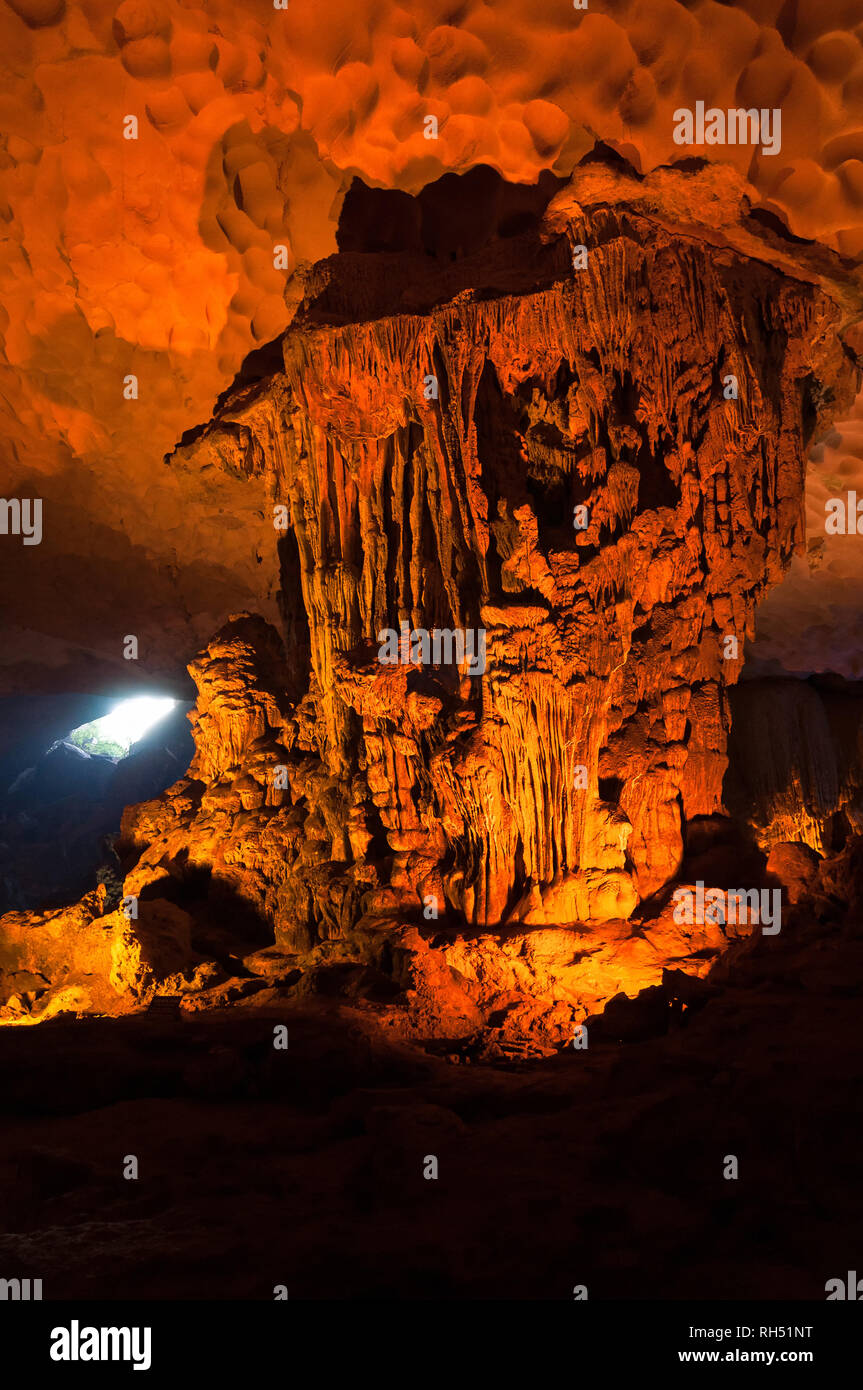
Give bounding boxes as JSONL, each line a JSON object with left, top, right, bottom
{"left": 123, "top": 167, "right": 859, "bottom": 940}
{"left": 1, "top": 159, "right": 861, "bottom": 1034}
{"left": 727, "top": 676, "right": 863, "bottom": 852}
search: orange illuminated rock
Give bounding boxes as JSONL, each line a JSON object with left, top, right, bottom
{"left": 0, "top": 155, "right": 860, "bottom": 1036}
{"left": 2, "top": 0, "right": 863, "bottom": 701}
{"left": 160, "top": 163, "right": 854, "bottom": 928}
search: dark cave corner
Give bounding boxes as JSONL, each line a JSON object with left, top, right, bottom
{"left": 725, "top": 667, "right": 863, "bottom": 858}
{"left": 642, "top": 658, "right": 863, "bottom": 924}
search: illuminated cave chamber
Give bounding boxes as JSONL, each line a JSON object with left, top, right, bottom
{"left": 1, "top": 159, "right": 860, "bottom": 1036}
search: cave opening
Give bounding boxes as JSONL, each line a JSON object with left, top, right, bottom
{"left": 68, "top": 695, "right": 178, "bottom": 758}
{"left": 0, "top": 691, "right": 195, "bottom": 917}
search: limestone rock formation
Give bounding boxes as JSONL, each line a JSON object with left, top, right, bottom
{"left": 765, "top": 840, "right": 822, "bottom": 903}
{"left": 152, "top": 163, "right": 857, "bottom": 927}
{"left": 4, "top": 162, "right": 856, "bottom": 1038}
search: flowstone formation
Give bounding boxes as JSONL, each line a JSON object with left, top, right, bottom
{"left": 1, "top": 163, "right": 860, "bottom": 1042}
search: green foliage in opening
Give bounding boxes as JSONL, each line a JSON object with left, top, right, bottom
{"left": 68, "top": 721, "right": 127, "bottom": 759}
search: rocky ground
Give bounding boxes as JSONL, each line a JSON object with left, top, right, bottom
{"left": 1, "top": 841, "right": 861, "bottom": 1301}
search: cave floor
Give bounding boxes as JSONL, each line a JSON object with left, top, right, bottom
{"left": 0, "top": 908, "right": 861, "bottom": 1301}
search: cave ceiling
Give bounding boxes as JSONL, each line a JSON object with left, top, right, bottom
{"left": 2, "top": 0, "right": 863, "bottom": 694}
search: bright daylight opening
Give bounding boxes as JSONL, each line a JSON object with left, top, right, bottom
{"left": 68, "top": 696, "right": 178, "bottom": 759}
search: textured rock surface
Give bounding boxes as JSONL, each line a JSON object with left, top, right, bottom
{"left": 3, "top": 163, "right": 857, "bottom": 1036}
{"left": 154, "top": 165, "right": 855, "bottom": 921}
{"left": 750, "top": 389, "right": 863, "bottom": 679}
{"left": 2, "top": 838, "right": 863, "bottom": 1299}
{"left": 727, "top": 676, "right": 863, "bottom": 851}
{"left": 765, "top": 839, "right": 822, "bottom": 902}
{"left": 3, "top": 0, "right": 863, "bottom": 698}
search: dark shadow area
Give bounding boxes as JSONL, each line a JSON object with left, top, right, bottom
{"left": 127, "top": 876, "right": 281, "bottom": 987}
{"left": 337, "top": 165, "right": 566, "bottom": 261}
{"left": 2, "top": 846, "right": 863, "bottom": 1300}
{"left": 276, "top": 531, "right": 312, "bottom": 700}
{"left": 678, "top": 812, "right": 767, "bottom": 892}
{"left": 725, "top": 674, "right": 863, "bottom": 855}
{"left": 578, "top": 140, "right": 645, "bottom": 180}
{"left": 747, "top": 204, "right": 815, "bottom": 247}
{"left": 303, "top": 182, "right": 574, "bottom": 328}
